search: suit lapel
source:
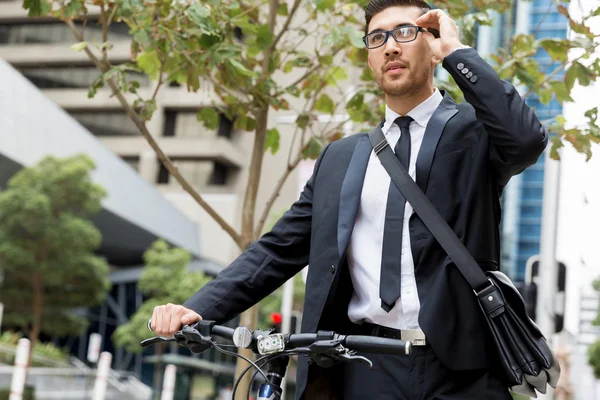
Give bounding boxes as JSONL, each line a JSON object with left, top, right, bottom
{"left": 337, "top": 135, "right": 372, "bottom": 259}
{"left": 415, "top": 92, "right": 459, "bottom": 192}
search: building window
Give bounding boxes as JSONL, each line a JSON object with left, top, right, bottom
{"left": 122, "top": 156, "right": 139, "bottom": 172}
{"left": 17, "top": 66, "right": 149, "bottom": 89}
{"left": 161, "top": 110, "right": 234, "bottom": 138}
{"left": 156, "top": 159, "right": 229, "bottom": 187}
{"left": 0, "top": 21, "right": 130, "bottom": 45}
{"left": 157, "top": 163, "right": 170, "bottom": 184}
{"left": 69, "top": 110, "right": 140, "bottom": 136}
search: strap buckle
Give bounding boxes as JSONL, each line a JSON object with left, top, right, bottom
{"left": 373, "top": 139, "right": 389, "bottom": 154}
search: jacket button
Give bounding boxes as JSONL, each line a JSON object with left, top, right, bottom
{"left": 330, "top": 265, "right": 335, "bottom": 274}
{"left": 466, "top": 71, "right": 473, "bottom": 79}
{"left": 461, "top": 67, "right": 469, "bottom": 74}
{"left": 470, "top": 75, "right": 478, "bottom": 83}
{"left": 457, "top": 62, "right": 464, "bottom": 70}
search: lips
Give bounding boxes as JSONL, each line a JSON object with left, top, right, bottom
{"left": 385, "top": 61, "right": 408, "bottom": 73}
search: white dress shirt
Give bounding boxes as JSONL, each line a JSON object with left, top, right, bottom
{"left": 347, "top": 89, "right": 443, "bottom": 330}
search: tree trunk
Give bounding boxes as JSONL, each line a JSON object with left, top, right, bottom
{"left": 28, "top": 274, "right": 44, "bottom": 367}
{"left": 153, "top": 343, "right": 165, "bottom": 400}
{"left": 233, "top": 105, "right": 270, "bottom": 399}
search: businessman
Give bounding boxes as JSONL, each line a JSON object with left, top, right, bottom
{"left": 150, "top": 0, "right": 548, "bottom": 398}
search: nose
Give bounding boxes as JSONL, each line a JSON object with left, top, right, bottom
{"left": 383, "top": 34, "right": 402, "bottom": 57}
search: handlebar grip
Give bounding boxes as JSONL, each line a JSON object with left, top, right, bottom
{"left": 344, "top": 335, "right": 412, "bottom": 355}
{"left": 211, "top": 325, "right": 235, "bottom": 340}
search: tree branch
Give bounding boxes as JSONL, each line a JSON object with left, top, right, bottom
{"left": 270, "top": 0, "right": 302, "bottom": 52}
{"left": 233, "top": 0, "right": 270, "bottom": 21}
{"left": 151, "top": 60, "right": 166, "bottom": 102}
{"left": 275, "top": 46, "right": 344, "bottom": 97}
{"left": 100, "top": 4, "right": 109, "bottom": 64}
{"left": 237, "top": 0, "right": 262, "bottom": 24}
{"left": 523, "top": 47, "right": 593, "bottom": 98}
{"left": 65, "top": 20, "right": 243, "bottom": 247}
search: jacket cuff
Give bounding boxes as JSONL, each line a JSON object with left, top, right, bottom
{"left": 442, "top": 47, "right": 481, "bottom": 85}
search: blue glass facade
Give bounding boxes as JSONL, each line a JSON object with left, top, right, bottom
{"left": 498, "top": 0, "right": 567, "bottom": 281}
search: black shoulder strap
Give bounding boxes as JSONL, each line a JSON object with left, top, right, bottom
{"left": 368, "top": 126, "right": 490, "bottom": 292}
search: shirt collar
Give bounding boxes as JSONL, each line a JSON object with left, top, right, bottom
{"left": 382, "top": 88, "right": 443, "bottom": 135}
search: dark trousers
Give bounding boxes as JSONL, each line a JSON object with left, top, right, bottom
{"left": 341, "top": 345, "right": 512, "bottom": 400}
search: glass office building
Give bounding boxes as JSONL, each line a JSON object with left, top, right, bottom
{"left": 476, "top": 0, "right": 567, "bottom": 281}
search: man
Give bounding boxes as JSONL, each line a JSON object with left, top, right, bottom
{"left": 150, "top": 0, "right": 548, "bottom": 398}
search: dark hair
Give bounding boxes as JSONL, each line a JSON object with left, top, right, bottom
{"left": 364, "top": 0, "right": 436, "bottom": 36}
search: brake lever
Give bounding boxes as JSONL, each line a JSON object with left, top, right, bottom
{"left": 140, "top": 336, "right": 176, "bottom": 347}
{"left": 174, "top": 324, "right": 213, "bottom": 354}
{"left": 337, "top": 351, "right": 373, "bottom": 369}
{"left": 303, "top": 340, "right": 373, "bottom": 369}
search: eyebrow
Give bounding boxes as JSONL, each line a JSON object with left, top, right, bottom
{"left": 368, "top": 23, "right": 414, "bottom": 35}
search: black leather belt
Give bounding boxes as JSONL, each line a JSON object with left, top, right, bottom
{"left": 358, "top": 322, "right": 427, "bottom": 346}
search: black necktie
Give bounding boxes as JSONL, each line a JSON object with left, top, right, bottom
{"left": 380, "top": 116, "right": 413, "bottom": 312}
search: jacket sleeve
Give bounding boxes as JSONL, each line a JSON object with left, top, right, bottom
{"left": 442, "top": 48, "right": 549, "bottom": 186}
{"left": 183, "top": 143, "right": 331, "bottom": 323}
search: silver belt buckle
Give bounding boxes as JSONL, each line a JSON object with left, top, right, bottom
{"left": 400, "top": 329, "right": 427, "bottom": 346}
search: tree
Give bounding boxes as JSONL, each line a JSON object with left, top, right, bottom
{"left": 587, "top": 279, "right": 600, "bottom": 378}
{"left": 0, "top": 154, "right": 110, "bottom": 363}
{"left": 112, "top": 239, "right": 211, "bottom": 392}
{"left": 24, "top": 0, "right": 600, "bottom": 392}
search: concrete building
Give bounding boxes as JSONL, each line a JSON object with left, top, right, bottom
{"left": 0, "top": 1, "right": 313, "bottom": 397}
{"left": 0, "top": 0, "right": 307, "bottom": 271}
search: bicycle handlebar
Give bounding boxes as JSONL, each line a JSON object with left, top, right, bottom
{"left": 142, "top": 319, "right": 411, "bottom": 358}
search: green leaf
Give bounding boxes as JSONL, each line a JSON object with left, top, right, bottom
{"left": 136, "top": 51, "right": 161, "bottom": 80}
{"left": 265, "top": 128, "right": 280, "bottom": 154}
{"left": 23, "top": 0, "right": 51, "bottom": 17}
{"left": 247, "top": 43, "right": 262, "bottom": 58}
{"left": 550, "top": 135, "right": 564, "bottom": 160}
{"left": 255, "top": 25, "right": 274, "bottom": 51}
{"left": 320, "top": 55, "right": 334, "bottom": 65}
{"left": 565, "top": 61, "right": 597, "bottom": 90}
{"left": 333, "top": 67, "right": 348, "bottom": 81}
{"left": 315, "top": 94, "right": 335, "bottom": 114}
{"left": 293, "top": 56, "right": 312, "bottom": 68}
{"left": 314, "top": 0, "right": 335, "bottom": 12}
{"left": 510, "top": 34, "right": 537, "bottom": 58}
{"left": 549, "top": 81, "right": 573, "bottom": 103}
{"left": 539, "top": 38, "right": 569, "bottom": 63}
{"left": 283, "top": 61, "right": 294, "bottom": 73}
{"left": 133, "top": 30, "right": 153, "bottom": 48}
{"left": 228, "top": 59, "right": 255, "bottom": 77}
{"left": 296, "top": 114, "right": 310, "bottom": 129}
{"left": 234, "top": 114, "right": 256, "bottom": 131}
{"left": 302, "top": 137, "right": 324, "bottom": 160}
{"left": 63, "top": 1, "right": 83, "bottom": 18}
{"left": 197, "top": 108, "right": 220, "bottom": 130}
{"left": 323, "top": 26, "right": 343, "bottom": 48}
{"left": 346, "top": 28, "right": 365, "bottom": 49}
{"left": 277, "top": 3, "right": 289, "bottom": 16}
{"left": 538, "top": 87, "right": 552, "bottom": 105}
{"left": 88, "top": 76, "right": 104, "bottom": 99}
{"left": 70, "top": 42, "right": 88, "bottom": 52}
{"left": 188, "top": 4, "right": 212, "bottom": 24}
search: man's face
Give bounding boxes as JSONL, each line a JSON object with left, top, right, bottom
{"left": 366, "top": 6, "right": 436, "bottom": 98}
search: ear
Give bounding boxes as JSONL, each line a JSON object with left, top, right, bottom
{"left": 432, "top": 55, "right": 440, "bottom": 66}
{"left": 368, "top": 54, "right": 373, "bottom": 71}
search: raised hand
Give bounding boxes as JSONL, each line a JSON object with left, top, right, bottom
{"left": 415, "top": 9, "right": 464, "bottom": 60}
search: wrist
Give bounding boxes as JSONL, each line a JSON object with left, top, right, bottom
{"left": 442, "top": 42, "right": 468, "bottom": 59}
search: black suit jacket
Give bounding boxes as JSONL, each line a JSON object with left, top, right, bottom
{"left": 183, "top": 48, "right": 548, "bottom": 398}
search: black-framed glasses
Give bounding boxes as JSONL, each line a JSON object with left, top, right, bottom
{"left": 362, "top": 25, "right": 426, "bottom": 49}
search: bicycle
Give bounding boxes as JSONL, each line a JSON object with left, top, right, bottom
{"left": 141, "top": 319, "right": 412, "bottom": 400}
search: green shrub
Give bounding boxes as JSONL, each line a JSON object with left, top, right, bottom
{"left": 0, "top": 386, "right": 35, "bottom": 400}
